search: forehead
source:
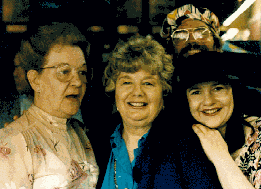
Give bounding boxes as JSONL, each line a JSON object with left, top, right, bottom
{"left": 177, "top": 19, "right": 208, "bottom": 30}
{"left": 189, "top": 81, "right": 226, "bottom": 89}
{"left": 118, "top": 69, "right": 159, "bottom": 80}
{"left": 45, "top": 45, "right": 86, "bottom": 67}
{"left": 189, "top": 81, "right": 219, "bottom": 89}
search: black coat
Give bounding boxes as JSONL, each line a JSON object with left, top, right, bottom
{"left": 90, "top": 110, "right": 223, "bottom": 189}
{"left": 133, "top": 122, "right": 223, "bottom": 189}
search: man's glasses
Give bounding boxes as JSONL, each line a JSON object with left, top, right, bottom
{"left": 40, "top": 63, "right": 88, "bottom": 83}
{"left": 171, "top": 27, "right": 212, "bottom": 44}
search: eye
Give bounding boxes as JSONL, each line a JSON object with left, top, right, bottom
{"left": 58, "top": 69, "right": 70, "bottom": 75}
{"left": 213, "top": 85, "right": 225, "bottom": 91}
{"left": 194, "top": 28, "right": 210, "bottom": 39}
{"left": 193, "top": 31, "right": 204, "bottom": 39}
{"left": 173, "top": 31, "right": 188, "bottom": 40}
{"left": 123, "top": 81, "right": 132, "bottom": 85}
{"left": 143, "top": 82, "right": 153, "bottom": 86}
{"left": 79, "top": 70, "right": 88, "bottom": 76}
{"left": 190, "top": 90, "right": 200, "bottom": 95}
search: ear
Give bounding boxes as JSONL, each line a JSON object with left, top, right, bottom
{"left": 27, "top": 70, "right": 41, "bottom": 93}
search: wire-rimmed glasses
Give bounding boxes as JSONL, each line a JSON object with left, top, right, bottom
{"left": 171, "top": 27, "right": 212, "bottom": 44}
{"left": 40, "top": 63, "right": 88, "bottom": 83}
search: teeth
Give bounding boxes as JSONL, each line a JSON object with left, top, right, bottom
{"left": 203, "top": 109, "right": 219, "bottom": 114}
{"left": 129, "top": 102, "right": 146, "bottom": 107}
{"left": 188, "top": 50, "right": 201, "bottom": 54}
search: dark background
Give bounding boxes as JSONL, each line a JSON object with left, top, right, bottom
{"left": 0, "top": 0, "right": 260, "bottom": 99}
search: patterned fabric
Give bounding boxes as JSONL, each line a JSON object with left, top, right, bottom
{"left": 0, "top": 105, "right": 98, "bottom": 189}
{"left": 160, "top": 4, "right": 220, "bottom": 39}
{"left": 235, "top": 117, "right": 261, "bottom": 188}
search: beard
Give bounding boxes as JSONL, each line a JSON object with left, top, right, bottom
{"left": 176, "top": 43, "right": 213, "bottom": 58}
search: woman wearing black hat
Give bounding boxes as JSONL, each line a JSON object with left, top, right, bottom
{"left": 176, "top": 52, "right": 260, "bottom": 189}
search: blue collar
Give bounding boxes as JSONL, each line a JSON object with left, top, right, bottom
{"left": 110, "top": 124, "right": 150, "bottom": 148}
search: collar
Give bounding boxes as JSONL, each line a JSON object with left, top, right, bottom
{"left": 110, "top": 124, "right": 150, "bottom": 148}
{"left": 29, "top": 104, "right": 67, "bottom": 131}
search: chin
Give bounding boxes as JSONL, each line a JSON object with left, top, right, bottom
{"left": 62, "top": 108, "right": 80, "bottom": 118}
{"left": 203, "top": 122, "right": 223, "bottom": 129}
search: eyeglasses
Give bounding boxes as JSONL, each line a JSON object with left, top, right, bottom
{"left": 40, "top": 63, "right": 88, "bottom": 83}
{"left": 171, "top": 27, "right": 212, "bottom": 44}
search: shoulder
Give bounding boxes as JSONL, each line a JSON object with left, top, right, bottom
{"left": 0, "top": 117, "right": 29, "bottom": 161}
{"left": 3, "top": 111, "right": 30, "bottom": 133}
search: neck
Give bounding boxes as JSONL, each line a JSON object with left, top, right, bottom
{"left": 122, "top": 123, "right": 151, "bottom": 162}
{"left": 218, "top": 124, "right": 227, "bottom": 138}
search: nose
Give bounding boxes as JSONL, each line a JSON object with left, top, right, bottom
{"left": 132, "top": 83, "right": 144, "bottom": 96}
{"left": 203, "top": 91, "right": 215, "bottom": 106}
{"left": 70, "top": 70, "right": 83, "bottom": 87}
{"left": 187, "top": 31, "right": 197, "bottom": 43}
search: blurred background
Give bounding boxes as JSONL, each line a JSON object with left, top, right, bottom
{"left": 1, "top": 0, "right": 261, "bottom": 94}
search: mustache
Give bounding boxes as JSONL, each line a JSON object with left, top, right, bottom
{"left": 178, "top": 43, "right": 210, "bottom": 57}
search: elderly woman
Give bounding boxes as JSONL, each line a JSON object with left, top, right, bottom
{"left": 0, "top": 23, "right": 98, "bottom": 188}
{"left": 96, "top": 35, "right": 174, "bottom": 188}
{"left": 176, "top": 52, "right": 261, "bottom": 189}
{"left": 95, "top": 35, "right": 224, "bottom": 189}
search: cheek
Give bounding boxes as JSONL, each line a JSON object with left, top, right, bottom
{"left": 149, "top": 91, "right": 163, "bottom": 109}
{"left": 115, "top": 88, "right": 125, "bottom": 106}
{"left": 188, "top": 98, "right": 198, "bottom": 113}
{"left": 225, "top": 96, "right": 234, "bottom": 116}
{"left": 174, "top": 43, "right": 185, "bottom": 53}
{"left": 81, "top": 84, "right": 87, "bottom": 99}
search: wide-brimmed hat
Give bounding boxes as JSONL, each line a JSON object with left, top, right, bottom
{"left": 175, "top": 51, "right": 261, "bottom": 117}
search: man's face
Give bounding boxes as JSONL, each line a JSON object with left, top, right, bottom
{"left": 172, "top": 19, "right": 216, "bottom": 58}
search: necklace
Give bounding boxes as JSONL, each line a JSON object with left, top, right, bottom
{"left": 114, "top": 158, "right": 129, "bottom": 189}
{"left": 114, "top": 158, "right": 119, "bottom": 189}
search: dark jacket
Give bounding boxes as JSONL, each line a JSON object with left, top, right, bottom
{"left": 90, "top": 110, "right": 222, "bottom": 189}
{"left": 133, "top": 121, "right": 223, "bottom": 189}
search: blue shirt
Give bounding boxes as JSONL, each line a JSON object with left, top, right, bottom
{"left": 101, "top": 124, "right": 149, "bottom": 189}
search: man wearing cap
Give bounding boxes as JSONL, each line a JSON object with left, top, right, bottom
{"left": 161, "top": 4, "right": 246, "bottom": 58}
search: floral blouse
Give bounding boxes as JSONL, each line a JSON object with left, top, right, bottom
{"left": 234, "top": 116, "right": 261, "bottom": 189}
{"left": 0, "top": 105, "right": 98, "bottom": 189}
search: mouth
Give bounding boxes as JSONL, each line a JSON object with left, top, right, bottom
{"left": 186, "top": 49, "right": 201, "bottom": 56}
{"left": 66, "top": 94, "right": 80, "bottom": 100}
{"left": 202, "top": 108, "right": 221, "bottom": 115}
{"left": 127, "top": 102, "right": 148, "bottom": 107}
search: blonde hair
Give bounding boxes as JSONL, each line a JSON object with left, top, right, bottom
{"left": 104, "top": 35, "right": 174, "bottom": 94}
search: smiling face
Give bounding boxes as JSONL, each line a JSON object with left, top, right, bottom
{"left": 186, "top": 82, "right": 234, "bottom": 129}
{"left": 35, "top": 45, "right": 87, "bottom": 118}
{"left": 115, "top": 69, "right": 163, "bottom": 128}
{"left": 173, "top": 19, "right": 215, "bottom": 57}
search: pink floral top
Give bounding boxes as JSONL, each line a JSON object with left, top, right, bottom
{"left": 0, "top": 105, "right": 98, "bottom": 189}
{"left": 234, "top": 116, "right": 261, "bottom": 188}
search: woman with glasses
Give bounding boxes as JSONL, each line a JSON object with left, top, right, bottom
{"left": 0, "top": 23, "right": 98, "bottom": 188}
{"left": 160, "top": 4, "right": 223, "bottom": 58}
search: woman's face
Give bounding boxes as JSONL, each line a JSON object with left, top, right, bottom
{"left": 186, "top": 82, "right": 234, "bottom": 129}
{"left": 36, "top": 45, "right": 87, "bottom": 118}
{"left": 115, "top": 69, "right": 163, "bottom": 128}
